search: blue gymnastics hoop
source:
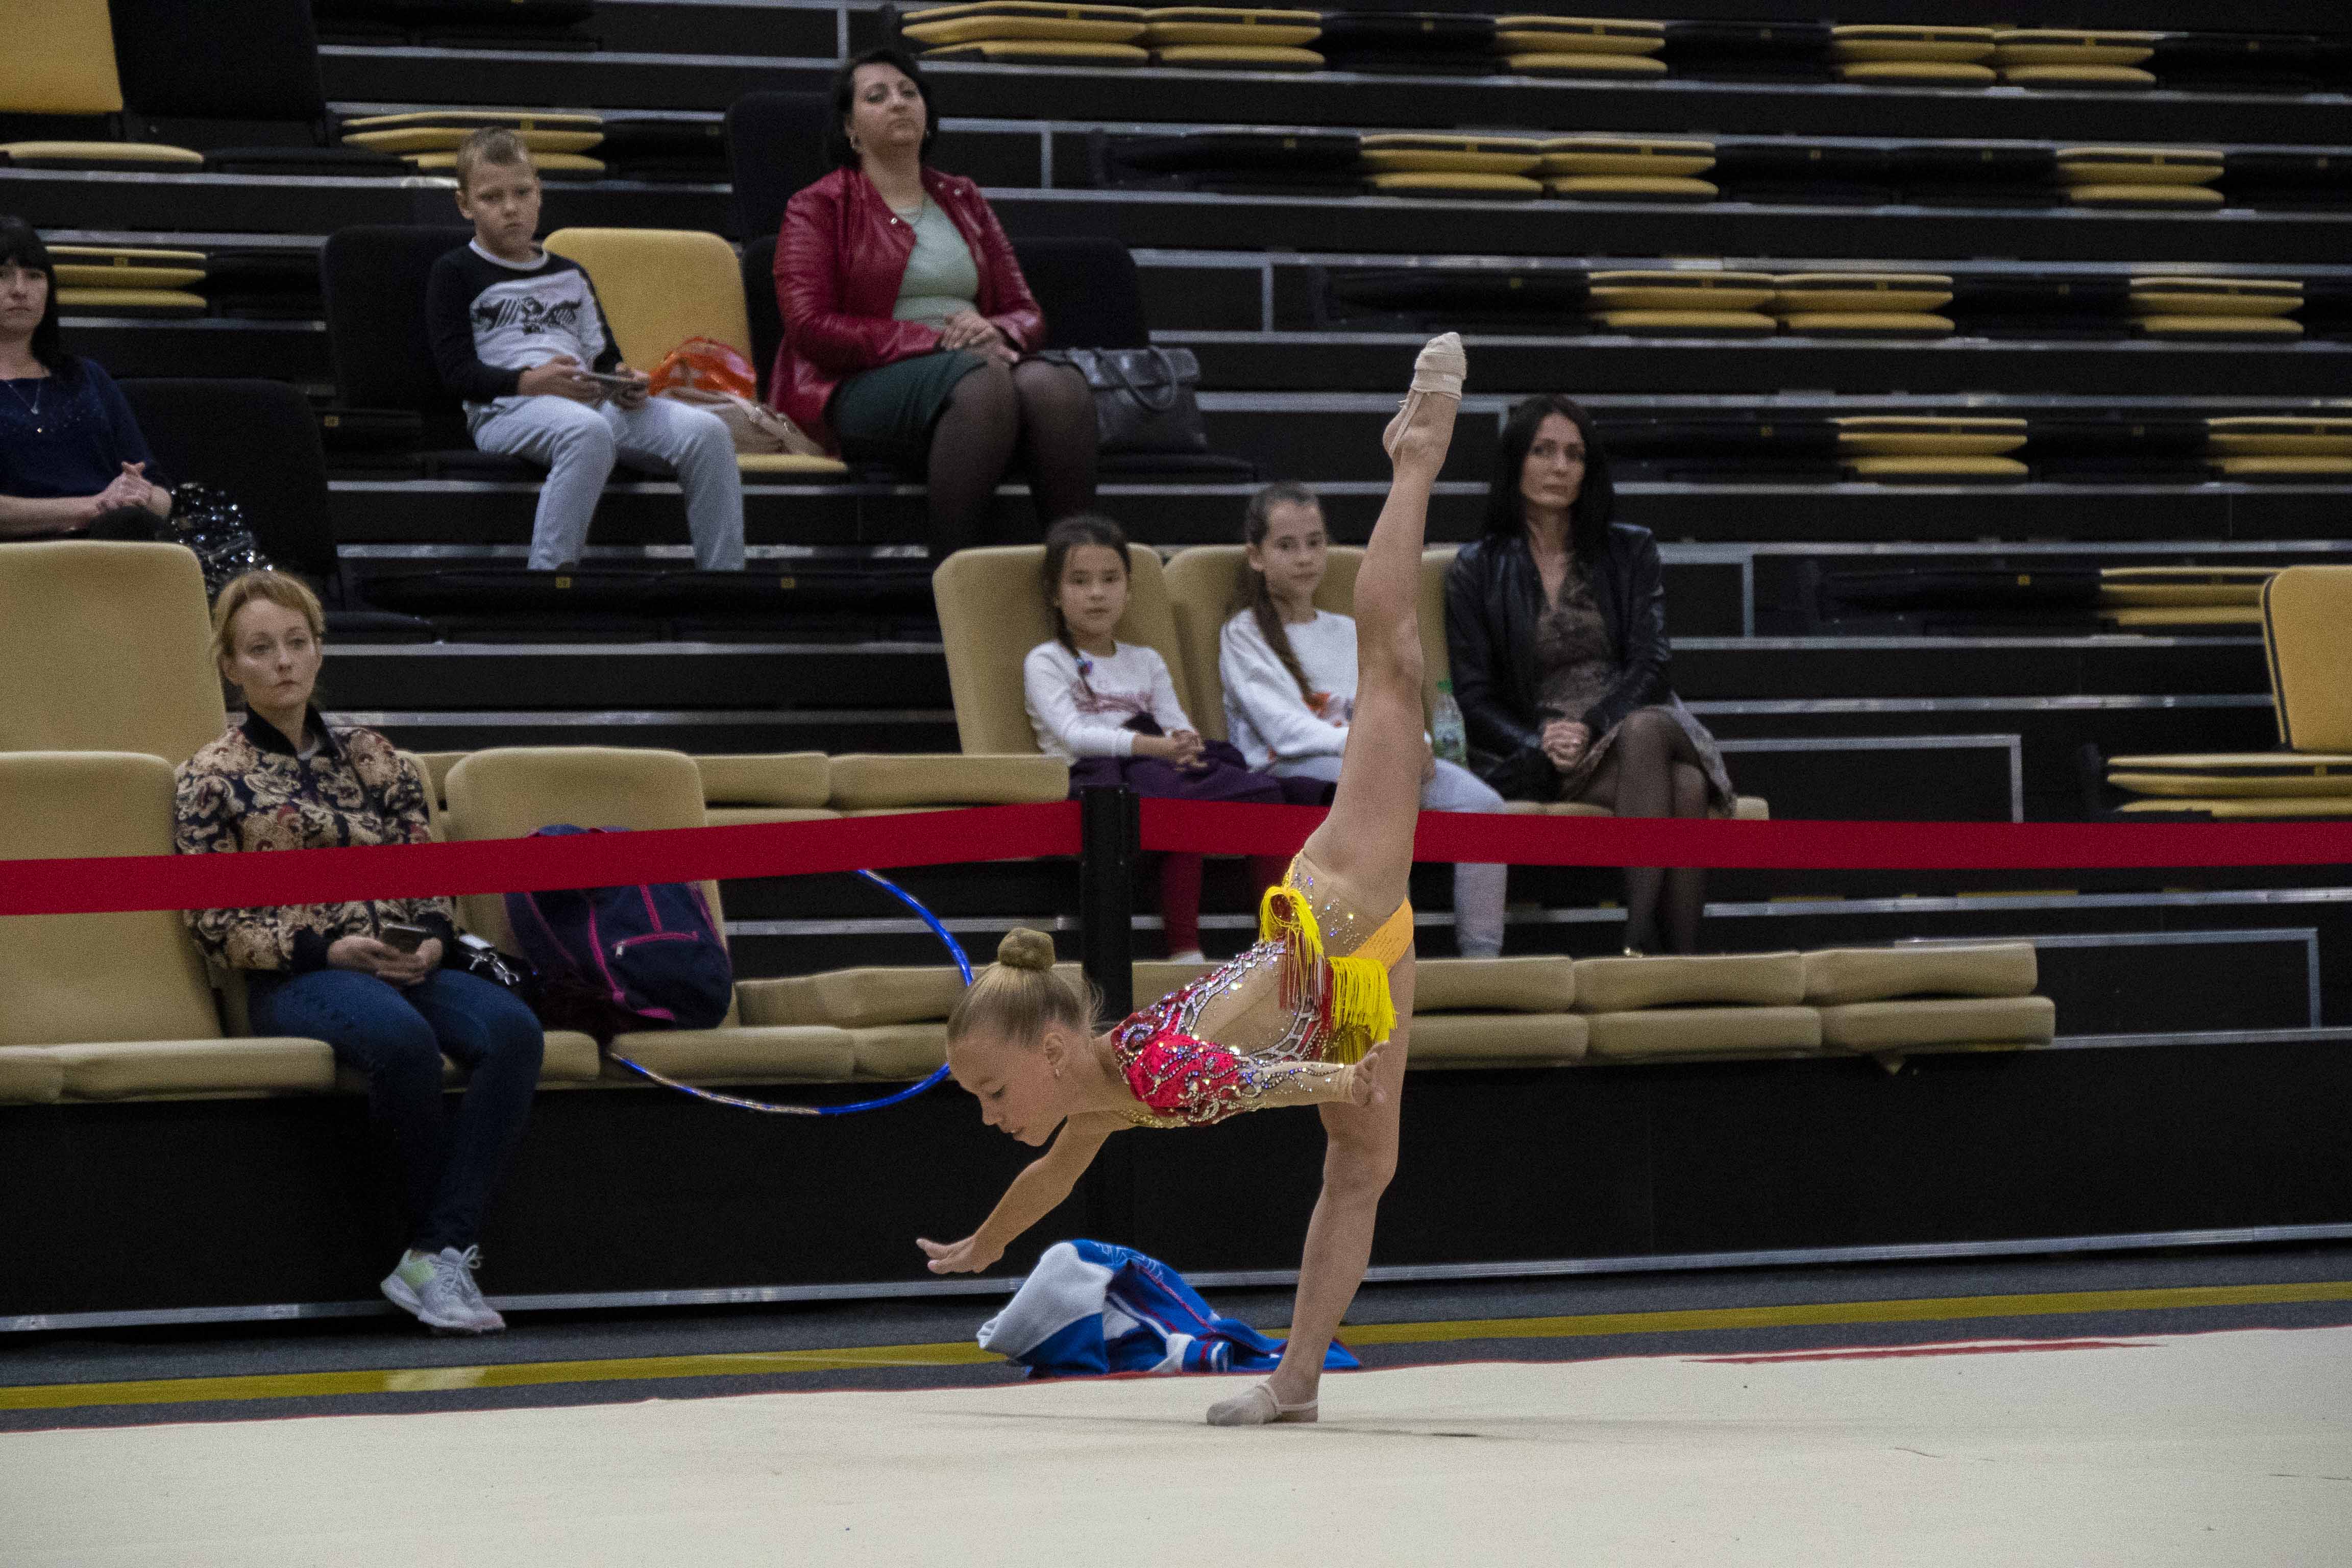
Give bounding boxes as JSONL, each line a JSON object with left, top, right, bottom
{"left": 604, "top": 869, "right": 971, "bottom": 1117}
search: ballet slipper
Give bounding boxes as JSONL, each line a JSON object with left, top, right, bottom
{"left": 1205, "top": 1381, "right": 1318, "bottom": 1427}
{"left": 1382, "top": 331, "right": 1466, "bottom": 461}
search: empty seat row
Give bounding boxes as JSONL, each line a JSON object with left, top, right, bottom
{"left": 1102, "top": 130, "right": 2352, "bottom": 210}
{"left": 2099, "top": 566, "right": 2352, "bottom": 819}
{"left": 0, "top": 1, "right": 713, "bottom": 179}
{"left": 1322, "top": 265, "right": 2341, "bottom": 343}
{"left": 746, "top": 943, "right": 2055, "bottom": 1079}
{"left": 904, "top": 7, "right": 2352, "bottom": 92}
{"left": 1598, "top": 413, "right": 2352, "bottom": 486}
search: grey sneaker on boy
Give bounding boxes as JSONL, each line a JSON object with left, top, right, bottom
{"left": 381, "top": 1246, "right": 505, "bottom": 1333}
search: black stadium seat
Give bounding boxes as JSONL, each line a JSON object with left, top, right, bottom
{"left": 320, "top": 224, "right": 538, "bottom": 478}
{"left": 1012, "top": 235, "right": 1257, "bottom": 481}
{"left": 726, "top": 91, "right": 834, "bottom": 241}
{"left": 116, "top": 377, "right": 433, "bottom": 640}
{"left": 106, "top": 0, "right": 405, "bottom": 177}
{"left": 1314, "top": 12, "right": 1496, "bottom": 75}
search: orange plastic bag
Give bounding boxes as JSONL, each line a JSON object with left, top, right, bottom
{"left": 647, "top": 336, "right": 758, "bottom": 401}
{"left": 649, "top": 336, "right": 826, "bottom": 457}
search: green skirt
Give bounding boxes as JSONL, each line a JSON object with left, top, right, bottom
{"left": 828, "top": 349, "right": 991, "bottom": 460}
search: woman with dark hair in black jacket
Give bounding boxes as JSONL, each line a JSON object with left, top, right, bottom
{"left": 1444, "top": 394, "right": 1734, "bottom": 954}
{"left": 0, "top": 216, "right": 172, "bottom": 540}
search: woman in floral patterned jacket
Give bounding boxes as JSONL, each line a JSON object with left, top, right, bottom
{"left": 175, "top": 571, "right": 542, "bottom": 1335}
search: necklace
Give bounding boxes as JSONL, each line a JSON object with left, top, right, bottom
{"left": 4, "top": 373, "right": 43, "bottom": 434}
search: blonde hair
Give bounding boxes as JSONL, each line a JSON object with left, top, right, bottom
{"left": 453, "top": 127, "right": 534, "bottom": 194}
{"left": 947, "top": 928, "right": 1099, "bottom": 1049}
{"left": 211, "top": 571, "right": 325, "bottom": 667}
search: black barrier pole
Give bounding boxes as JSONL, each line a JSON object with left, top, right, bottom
{"left": 1078, "top": 785, "right": 1137, "bottom": 1021}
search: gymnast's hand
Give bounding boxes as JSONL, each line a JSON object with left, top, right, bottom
{"left": 1344, "top": 1044, "right": 1388, "bottom": 1108}
{"left": 917, "top": 1233, "right": 1003, "bottom": 1274}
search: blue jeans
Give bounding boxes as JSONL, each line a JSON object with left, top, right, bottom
{"left": 249, "top": 967, "right": 546, "bottom": 1253}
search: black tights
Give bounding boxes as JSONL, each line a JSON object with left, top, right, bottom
{"left": 925, "top": 358, "right": 1098, "bottom": 556}
{"left": 1571, "top": 706, "right": 1711, "bottom": 954}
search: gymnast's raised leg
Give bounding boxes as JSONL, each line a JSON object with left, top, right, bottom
{"left": 1208, "top": 334, "right": 1464, "bottom": 1426}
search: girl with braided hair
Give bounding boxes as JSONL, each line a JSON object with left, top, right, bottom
{"left": 919, "top": 335, "right": 1467, "bottom": 1426}
{"left": 1220, "top": 480, "right": 1510, "bottom": 957}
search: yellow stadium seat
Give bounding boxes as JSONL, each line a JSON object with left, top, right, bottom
{"left": 2057, "top": 148, "right": 2224, "bottom": 186}
{"left": 1587, "top": 271, "right": 1777, "bottom": 312}
{"left": 0, "top": 543, "right": 226, "bottom": 763}
{"left": 443, "top": 747, "right": 861, "bottom": 1082}
{"left": 340, "top": 110, "right": 604, "bottom": 155}
{"left": 0, "top": 752, "right": 337, "bottom": 1100}
{"left": 2129, "top": 278, "right": 2301, "bottom": 317}
{"left": 1771, "top": 273, "right": 1954, "bottom": 314}
{"left": 921, "top": 39, "right": 1149, "bottom": 64}
{"left": 2264, "top": 567, "right": 2352, "bottom": 753}
{"left": 1833, "top": 415, "right": 2028, "bottom": 456}
{"left": 1539, "top": 138, "right": 1714, "bottom": 179}
{"left": 47, "top": 246, "right": 207, "bottom": 290}
{"left": 902, "top": 1, "right": 1148, "bottom": 45}
{"left": 2206, "top": 416, "right": 2352, "bottom": 455}
{"left": 406, "top": 150, "right": 604, "bottom": 178}
{"left": 543, "top": 227, "right": 751, "bottom": 371}
{"left": 1505, "top": 53, "right": 1667, "bottom": 77}
{"left": 934, "top": 543, "right": 1188, "bottom": 755}
{"left": 1493, "top": 16, "right": 1663, "bottom": 56}
{"left": 1368, "top": 171, "right": 1544, "bottom": 199}
{"left": 0, "top": 140, "right": 203, "bottom": 169}
{"left": 1154, "top": 44, "right": 1322, "bottom": 67}
{"left": 1837, "top": 61, "right": 1994, "bottom": 85}
{"left": 1547, "top": 175, "right": 1717, "bottom": 200}
{"left": 1359, "top": 134, "right": 1545, "bottom": 177}
{"left": 734, "top": 453, "right": 852, "bottom": 476}
{"left": 0, "top": 0, "right": 125, "bottom": 114}
{"left": 1830, "top": 24, "right": 1994, "bottom": 63}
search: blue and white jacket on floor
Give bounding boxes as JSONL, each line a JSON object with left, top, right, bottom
{"left": 976, "top": 1239, "right": 1361, "bottom": 1378}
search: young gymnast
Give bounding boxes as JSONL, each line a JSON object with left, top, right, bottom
{"left": 917, "top": 332, "right": 1466, "bottom": 1426}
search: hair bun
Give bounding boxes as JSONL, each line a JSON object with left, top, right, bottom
{"left": 996, "top": 927, "right": 1058, "bottom": 972}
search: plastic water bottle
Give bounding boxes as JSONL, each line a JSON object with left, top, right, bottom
{"left": 1431, "top": 679, "right": 1468, "bottom": 767}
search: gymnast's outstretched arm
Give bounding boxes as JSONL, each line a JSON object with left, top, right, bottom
{"left": 917, "top": 1112, "right": 1123, "bottom": 1273}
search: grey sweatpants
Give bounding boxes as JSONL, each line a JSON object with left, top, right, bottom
{"left": 468, "top": 393, "right": 745, "bottom": 571}
{"left": 1269, "top": 753, "right": 1509, "bottom": 957}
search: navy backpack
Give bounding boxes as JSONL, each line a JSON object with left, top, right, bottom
{"left": 505, "top": 826, "right": 733, "bottom": 1042}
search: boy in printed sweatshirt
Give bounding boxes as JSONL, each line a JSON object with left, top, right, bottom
{"left": 426, "top": 129, "right": 744, "bottom": 571}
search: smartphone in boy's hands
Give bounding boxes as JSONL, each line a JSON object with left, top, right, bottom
{"left": 379, "top": 922, "right": 432, "bottom": 954}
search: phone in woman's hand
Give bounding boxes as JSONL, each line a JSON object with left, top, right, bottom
{"left": 378, "top": 922, "right": 431, "bottom": 954}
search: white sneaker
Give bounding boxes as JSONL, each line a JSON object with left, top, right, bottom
{"left": 381, "top": 1245, "right": 505, "bottom": 1333}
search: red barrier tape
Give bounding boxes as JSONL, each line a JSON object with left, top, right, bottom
{"left": 0, "top": 803, "right": 1082, "bottom": 918}
{"left": 1136, "top": 799, "right": 2352, "bottom": 872}
{"left": 1, "top": 798, "right": 2346, "bottom": 920}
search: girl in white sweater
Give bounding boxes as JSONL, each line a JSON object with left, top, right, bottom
{"left": 1220, "top": 483, "right": 1508, "bottom": 956}
{"left": 1024, "top": 515, "right": 1290, "bottom": 960}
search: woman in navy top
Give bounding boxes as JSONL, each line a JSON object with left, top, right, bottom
{"left": 0, "top": 217, "right": 172, "bottom": 540}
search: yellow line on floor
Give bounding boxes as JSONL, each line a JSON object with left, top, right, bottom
{"left": 1334, "top": 1280, "right": 2352, "bottom": 1346}
{"left": 4, "top": 1280, "right": 2345, "bottom": 1414}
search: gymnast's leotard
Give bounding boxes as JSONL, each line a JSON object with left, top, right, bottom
{"left": 1111, "top": 852, "right": 1414, "bottom": 1129}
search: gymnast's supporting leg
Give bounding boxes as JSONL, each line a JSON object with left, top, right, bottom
{"left": 1213, "top": 335, "right": 1462, "bottom": 1423}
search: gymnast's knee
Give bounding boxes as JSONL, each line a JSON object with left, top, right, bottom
{"left": 1324, "top": 1126, "right": 1399, "bottom": 1198}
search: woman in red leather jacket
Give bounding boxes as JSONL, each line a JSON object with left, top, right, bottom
{"left": 773, "top": 47, "right": 1097, "bottom": 555}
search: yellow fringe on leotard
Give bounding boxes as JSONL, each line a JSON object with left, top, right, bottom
{"left": 1258, "top": 885, "right": 1398, "bottom": 1065}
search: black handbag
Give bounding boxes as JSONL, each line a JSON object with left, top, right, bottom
{"left": 1037, "top": 347, "right": 1209, "bottom": 454}
{"left": 447, "top": 930, "right": 542, "bottom": 1009}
